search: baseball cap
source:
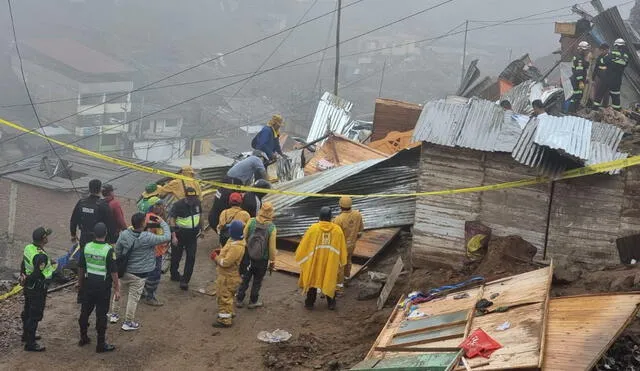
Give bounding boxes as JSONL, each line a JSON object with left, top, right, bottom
{"left": 229, "top": 192, "right": 243, "bottom": 205}
{"left": 145, "top": 183, "right": 158, "bottom": 193}
{"left": 185, "top": 187, "right": 198, "bottom": 197}
{"left": 102, "top": 184, "right": 114, "bottom": 192}
{"left": 32, "top": 227, "right": 53, "bottom": 242}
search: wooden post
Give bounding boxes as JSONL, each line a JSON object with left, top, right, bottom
{"left": 8, "top": 181, "right": 18, "bottom": 241}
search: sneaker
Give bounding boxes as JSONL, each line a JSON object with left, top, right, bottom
{"left": 179, "top": 282, "right": 189, "bottom": 291}
{"left": 24, "top": 343, "right": 46, "bottom": 352}
{"left": 143, "top": 297, "right": 164, "bottom": 307}
{"left": 121, "top": 321, "right": 140, "bottom": 331}
{"left": 247, "top": 301, "right": 263, "bottom": 309}
{"left": 108, "top": 313, "right": 120, "bottom": 324}
{"left": 96, "top": 343, "right": 116, "bottom": 353}
{"left": 212, "top": 321, "right": 232, "bottom": 328}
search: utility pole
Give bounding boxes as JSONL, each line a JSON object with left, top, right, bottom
{"left": 334, "top": 0, "right": 342, "bottom": 97}
{"left": 460, "top": 20, "right": 469, "bottom": 88}
{"left": 378, "top": 59, "right": 387, "bottom": 97}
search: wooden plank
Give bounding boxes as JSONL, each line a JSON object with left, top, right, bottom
{"left": 274, "top": 250, "right": 362, "bottom": 276}
{"left": 390, "top": 325, "right": 467, "bottom": 347}
{"left": 378, "top": 257, "right": 404, "bottom": 310}
{"left": 366, "top": 296, "right": 405, "bottom": 360}
{"left": 542, "top": 294, "right": 640, "bottom": 371}
{"left": 395, "top": 310, "right": 470, "bottom": 336}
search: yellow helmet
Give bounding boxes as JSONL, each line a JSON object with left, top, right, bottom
{"left": 339, "top": 196, "right": 352, "bottom": 209}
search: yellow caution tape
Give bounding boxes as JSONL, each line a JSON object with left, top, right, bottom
{"left": 0, "top": 116, "right": 636, "bottom": 198}
{"left": 0, "top": 284, "right": 23, "bottom": 301}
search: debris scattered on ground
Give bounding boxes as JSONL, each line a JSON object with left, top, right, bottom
{"left": 367, "top": 271, "right": 388, "bottom": 284}
{"left": 0, "top": 293, "right": 23, "bottom": 351}
{"left": 257, "top": 329, "right": 293, "bottom": 343}
{"left": 356, "top": 281, "right": 383, "bottom": 301}
{"left": 454, "top": 292, "right": 470, "bottom": 300}
{"left": 471, "top": 236, "right": 539, "bottom": 279}
{"left": 578, "top": 107, "right": 636, "bottom": 132}
{"left": 496, "top": 321, "right": 511, "bottom": 331}
{"left": 594, "top": 333, "right": 640, "bottom": 371}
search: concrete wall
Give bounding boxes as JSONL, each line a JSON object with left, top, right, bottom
{"left": 0, "top": 179, "right": 138, "bottom": 272}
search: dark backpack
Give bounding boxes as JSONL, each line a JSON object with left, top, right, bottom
{"left": 246, "top": 221, "right": 270, "bottom": 261}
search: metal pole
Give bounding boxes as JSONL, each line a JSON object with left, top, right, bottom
{"left": 333, "top": 0, "right": 342, "bottom": 96}
{"left": 378, "top": 59, "right": 387, "bottom": 97}
{"left": 460, "top": 20, "right": 469, "bottom": 87}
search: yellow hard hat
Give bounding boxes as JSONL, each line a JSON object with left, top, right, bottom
{"left": 339, "top": 196, "right": 352, "bottom": 209}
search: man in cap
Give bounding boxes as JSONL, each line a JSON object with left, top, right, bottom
{"left": 333, "top": 197, "right": 364, "bottom": 296}
{"left": 70, "top": 179, "right": 113, "bottom": 248}
{"left": 141, "top": 199, "right": 169, "bottom": 306}
{"left": 211, "top": 220, "right": 246, "bottom": 327}
{"left": 20, "top": 227, "right": 55, "bottom": 351}
{"left": 102, "top": 184, "right": 127, "bottom": 244}
{"left": 138, "top": 183, "right": 162, "bottom": 213}
{"left": 77, "top": 222, "right": 119, "bottom": 352}
{"left": 169, "top": 187, "right": 203, "bottom": 290}
{"left": 251, "top": 114, "right": 286, "bottom": 161}
{"left": 236, "top": 202, "right": 277, "bottom": 309}
{"left": 217, "top": 192, "right": 250, "bottom": 246}
{"left": 295, "top": 207, "right": 347, "bottom": 310}
{"left": 226, "top": 150, "right": 268, "bottom": 186}
{"left": 158, "top": 165, "right": 202, "bottom": 200}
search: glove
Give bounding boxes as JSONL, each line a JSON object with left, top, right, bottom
{"left": 578, "top": 81, "right": 585, "bottom": 90}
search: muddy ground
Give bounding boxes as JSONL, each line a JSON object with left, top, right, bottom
{"left": 0, "top": 232, "right": 395, "bottom": 371}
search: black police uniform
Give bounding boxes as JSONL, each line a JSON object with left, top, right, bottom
{"left": 70, "top": 195, "right": 112, "bottom": 247}
{"left": 21, "top": 254, "right": 48, "bottom": 351}
{"left": 170, "top": 198, "right": 202, "bottom": 285}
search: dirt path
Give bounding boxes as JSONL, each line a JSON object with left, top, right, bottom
{"left": 0, "top": 234, "right": 386, "bottom": 370}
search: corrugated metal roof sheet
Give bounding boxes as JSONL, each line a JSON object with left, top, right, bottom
{"left": 413, "top": 97, "right": 523, "bottom": 152}
{"left": 306, "top": 92, "right": 354, "bottom": 144}
{"left": 500, "top": 80, "right": 539, "bottom": 115}
{"left": 265, "top": 147, "right": 419, "bottom": 237}
{"left": 534, "top": 116, "right": 592, "bottom": 162}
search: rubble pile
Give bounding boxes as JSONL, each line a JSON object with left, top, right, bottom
{"left": 577, "top": 107, "right": 636, "bottom": 132}
{"left": 0, "top": 294, "right": 23, "bottom": 351}
{"left": 594, "top": 334, "right": 640, "bottom": 371}
{"left": 472, "top": 236, "right": 539, "bottom": 279}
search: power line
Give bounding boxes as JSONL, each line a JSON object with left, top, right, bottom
{"left": 6, "top": 0, "right": 81, "bottom": 198}
{"left": 0, "top": 0, "right": 618, "bottom": 172}
{"left": 0, "top": 0, "right": 367, "bottom": 144}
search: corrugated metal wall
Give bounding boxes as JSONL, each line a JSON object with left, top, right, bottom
{"left": 412, "top": 144, "right": 551, "bottom": 269}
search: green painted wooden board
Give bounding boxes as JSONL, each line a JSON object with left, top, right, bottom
{"left": 391, "top": 324, "right": 466, "bottom": 346}
{"left": 351, "top": 352, "right": 460, "bottom": 370}
{"left": 396, "top": 310, "right": 469, "bottom": 335}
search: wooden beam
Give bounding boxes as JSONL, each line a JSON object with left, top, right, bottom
{"left": 377, "top": 257, "right": 404, "bottom": 310}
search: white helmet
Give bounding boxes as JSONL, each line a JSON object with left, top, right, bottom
{"left": 578, "top": 41, "right": 590, "bottom": 50}
{"left": 614, "top": 38, "right": 626, "bottom": 46}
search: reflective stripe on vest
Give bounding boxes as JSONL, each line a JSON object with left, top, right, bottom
{"left": 84, "top": 242, "right": 111, "bottom": 279}
{"left": 176, "top": 214, "right": 200, "bottom": 229}
{"left": 23, "top": 244, "right": 54, "bottom": 279}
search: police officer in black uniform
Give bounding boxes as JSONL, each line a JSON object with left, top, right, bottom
{"left": 70, "top": 179, "right": 113, "bottom": 248}
{"left": 77, "top": 222, "right": 119, "bottom": 353}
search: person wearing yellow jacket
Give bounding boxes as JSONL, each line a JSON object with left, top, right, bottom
{"left": 158, "top": 165, "right": 202, "bottom": 200}
{"left": 211, "top": 220, "right": 246, "bottom": 327}
{"left": 295, "top": 207, "right": 347, "bottom": 310}
{"left": 333, "top": 196, "right": 364, "bottom": 295}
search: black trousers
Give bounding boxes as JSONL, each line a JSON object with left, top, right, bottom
{"left": 305, "top": 288, "right": 335, "bottom": 307}
{"left": 22, "top": 289, "right": 46, "bottom": 346}
{"left": 78, "top": 285, "right": 110, "bottom": 345}
{"left": 236, "top": 259, "right": 269, "bottom": 303}
{"left": 171, "top": 229, "right": 198, "bottom": 283}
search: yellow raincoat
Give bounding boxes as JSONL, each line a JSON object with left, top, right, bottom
{"left": 333, "top": 209, "right": 364, "bottom": 285}
{"left": 295, "top": 221, "right": 347, "bottom": 299}
{"left": 158, "top": 165, "right": 202, "bottom": 200}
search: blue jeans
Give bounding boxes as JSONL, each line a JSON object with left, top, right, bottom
{"left": 143, "top": 256, "right": 163, "bottom": 299}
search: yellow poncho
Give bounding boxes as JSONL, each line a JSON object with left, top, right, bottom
{"left": 158, "top": 165, "right": 202, "bottom": 200}
{"left": 295, "top": 221, "right": 347, "bottom": 298}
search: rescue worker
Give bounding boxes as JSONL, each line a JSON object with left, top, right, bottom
{"left": 241, "top": 179, "right": 272, "bottom": 218}
{"left": 20, "top": 227, "right": 54, "bottom": 352}
{"left": 591, "top": 43, "right": 610, "bottom": 108}
{"left": 217, "top": 192, "right": 251, "bottom": 246}
{"left": 169, "top": 187, "right": 203, "bottom": 290}
{"left": 141, "top": 199, "right": 168, "bottom": 306}
{"left": 102, "top": 184, "right": 127, "bottom": 244}
{"left": 499, "top": 100, "right": 512, "bottom": 111}
{"left": 236, "top": 202, "right": 277, "bottom": 309}
{"left": 226, "top": 150, "right": 268, "bottom": 185}
{"left": 208, "top": 176, "right": 244, "bottom": 231}
{"left": 77, "top": 223, "right": 119, "bottom": 353}
{"left": 603, "top": 38, "right": 630, "bottom": 111}
{"left": 211, "top": 220, "right": 246, "bottom": 328}
{"left": 569, "top": 41, "right": 591, "bottom": 113}
{"left": 333, "top": 197, "right": 364, "bottom": 296}
{"left": 158, "top": 165, "right": 202, "bottom": 200}
{"left": 70, "top": 179, "right": 113, "bottom": 248}
{"left": 531, "top": 100, "right": 548, "bottom": 118}
{"left": 137, "top": 183, "right": 162, "bottom": 213}
{"left": 295, "top": 207, "right": 347, "bottom": 311}
{"left": 251, "top": 114, "right": 286, "bottom": 161}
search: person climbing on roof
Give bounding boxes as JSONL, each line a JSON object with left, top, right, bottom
{"left": 332, "top": 197, "right": 364, "bottom": 297}
{"left": 158, "top": 165, "right": 201, "bottom": 200}
{"left": 531, "top": 100, "right": 548, "bottom": 118}
{"left": 568, "top": 41, "right": 591, "bottom": 114}
{"left": 226, "top": 150, "right": 268, "bottom": 186}
{"left": 251, "top": 114, "right": 286, "bottom": 161}
{"left": 295, "top": 207, "right": 347, "bottom": 311}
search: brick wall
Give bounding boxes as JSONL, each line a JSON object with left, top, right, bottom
{"left": 0, "top": 179, "right": 139, "bottom": 271}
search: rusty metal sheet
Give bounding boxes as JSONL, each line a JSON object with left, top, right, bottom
{"left": 304, "top": 134, "right": 387, "bottom": 175}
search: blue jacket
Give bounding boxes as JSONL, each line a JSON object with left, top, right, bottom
{"left": 253, "top": 125, "right": 282, "bottom": 159}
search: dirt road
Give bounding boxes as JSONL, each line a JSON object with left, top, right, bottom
{"left": 0, "top": 234, "right": 386, "bottom": 370}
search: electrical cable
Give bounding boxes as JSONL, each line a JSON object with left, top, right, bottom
{"left": 7, "top": 0, "right": 81, "bottom": 197}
